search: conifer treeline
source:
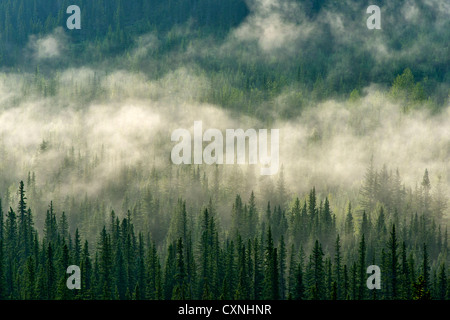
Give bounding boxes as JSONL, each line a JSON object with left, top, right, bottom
{"left": 0, "top": 173, "right": 448, "bottom": 300}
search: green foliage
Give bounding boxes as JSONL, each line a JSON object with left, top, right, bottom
{"left": 0, "top": 164, "right": 448, "bottom": 301}
{"left": 390, "top": 68, "right": 427, "bottom": 111}
{"left": 0, "top": 1, "right": 447, "bottom": 115}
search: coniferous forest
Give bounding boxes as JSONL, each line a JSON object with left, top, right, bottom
{"left": 0, "top": 1, "right": 449, "bottom": 301}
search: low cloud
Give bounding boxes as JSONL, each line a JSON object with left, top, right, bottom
{"left": 28, "top": 27, "right": 67, "bottom": 60}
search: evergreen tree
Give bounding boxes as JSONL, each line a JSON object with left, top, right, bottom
{"left": 294, "top": 253, "right": 305, "bottom": 300}
{"left": 334, "top": 234, "right": 342, "bottom": 300}
{"left": 253, "top": 237, "right": 263, "bottom": 300}
{"left": 45, "top": 243, "right": 56, "bottom": 300}
{"left": 358, "top": 234, "right": 366, "bottom": 300}
{"left": 422, "top": 243, "right": 430, "bottom": 293}
{"left": 57, "top": 243, "right": 71, "bottom": 300}
{"left": 437, "top": 263, "right": 447, "bottom": 300}
{"left": 172, "top": 238, "right": 187, "bottom": 300}
{"left": 0, "top": 199, "right": 3, "bottom": 242}
{"left": 0, "top": 240, "right": 6, "bottom": 299}
{"left": 80, "top": 240, "right": 93, "bottom": 299}
{"left": 388, "top": 224, "right": 399, "bottom": 299}
{"left": 400, "top": 241, "right": 411, "bottom": 299}
{"left": 345, "top": 203, "right": 354, "bottom": 236}
{"left": 278, "top": 235, "right": 287, "bottom": 299}
{"left": 263, "top": 227, "right": 279, "bottom": 299}
{"left": 74, "top": 229, "right": 82, "bottom": 266}
{"left": 23, "top": 256, "right": 36, "bottom": 300}
{"left": 308, "top": 240, "right": 324, "bottom": 299}
{"left": 17, "top": 181, "right": 29, "bottom": 258}
{"left": 98, "top": 227, "right": 113, "bottom": 299}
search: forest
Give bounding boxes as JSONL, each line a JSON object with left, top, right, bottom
{"left": 0, "top": 163, "right": 448, "bottom": 300}
{"left": 0, "top": 0, "right": 449, "bottom": 301}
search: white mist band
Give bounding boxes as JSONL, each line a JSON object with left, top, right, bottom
{"left": 171, "top": 121, "right": 279, "bottom": 175}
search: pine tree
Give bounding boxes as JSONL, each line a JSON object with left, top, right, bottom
{"left": 437, "top": 263, "right": 447, "bottom": 300}
{"left": 350, "top": 262, "right": 357, "bottom": 300}
{"left": 44, "top": 202, "right": 58, "bottom": 245}
{"left": 0, "top": 240, "right": 6, "bottom": 299}
{"left": 345, "top": 203, "right": 354, "bottom": 236}
{"left": 343, "top": 264, "right": 349, "bottom": 300}
{"left": 74, "top": 229, "right": 81, "bottom": 266}
{"left": 388, "top": 224, "right": 399, "bottom": 299}
{"left": 421, "top": 169, "right": 431, "bottom": 217}
{"left": 325, "top": 257, "right": 332, "bottom": 299}
{"left": 23, "top": 256, "right": 36, "bottom": 300}
{"left": 253, "top": 237, "right": 263, "bottom": 300}
{"left": 136, "top": 233, "right": 146, "bottom": 300}
{"left": 248, "top": 191, "right": 258, "bottom": 240}
{"left": 235, "top": 244, "right": 249, "bottom": 300}
{"left": 263, "top": 227, "right": 279, "bottom": 299}
{"left": 358, "top": 234, "right": 366, "bottom": 300}
{"left": 115, "top": 244, "right": 127, "bottom": 299}
{"left": 400, "top": 241, "right": 411, "bottom": 299}
{"left": 321, "top": 197, "right": 332, "bottom": 245}
{"left": 163, "top": 242, "right": 176, "bottom": 300}
{"left": 422, "top": 243, "right": 430, "bottom": 293}
{"left": 57, "top": 243, "right": 71, "bottom": 300}
{"left": 59, "top": 212, "right": 69, "bottom": 241}
{"left": 5, "top": 207, "right": 18, "bottom": 261}
{"left": 0, "top": 199, "right": 3, "bottom": 242}
{"left": 80, "top": 240, "right": 92, "bottom": 299}
{"left": 294, "top": 252, "right": 305, "bottom": 300}
{"left": 376, "top": 206, "right": 386, "bottom": 236}
{"left": 287, "top": 244, "right": 297, "bottom": 299}
{"left": 99, "top": 226, "right": 113, "bottom": 299}
{"left": 360, "top": 211, "right": 371, "bottom": 240}
{"left": 334, "top": 234, "right": 342, "bottom": 300}
{"left": 308, "top": 187, "right": 317, "bottom": 224}
{"left": 199, "top": 208, "right": 211, "bottom": 298}
{"left": 172, "top": 238, "right": 187, "bottom": 300}
{"left": 278, "top": 235, "right": 287, "bottom": 299}
{"left": 360, "top": 157, "right": 377, "bottom": 213}
{"left": 17, "top": 181, "right": 29, "bottom": 259}
{"left": 308, "top": 240, "right": 325, "bottom": 300}
{"left": 45, "top": 243, "right": 56, "bottom": 300}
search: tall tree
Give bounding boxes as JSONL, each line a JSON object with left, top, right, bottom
{"left": 80, "top": 240, "right": 93, "bottom": 299}
{"left": 345, "top": 203, "right": 354, "bottom": 236}
{"left": 263, "top": 227, "right": 279, "bottom": 300}
{"left": 98, "top": 227, "right": 113, "bottom": 299}
{"left": 308, "top": 240, "right": 324, "bottom": 300}
{"left": 172, "top": 238, "right": 187, "bottom": 300}
{"left": 422, "top": 243, "right": 430, "bottom": 293}
{"left": 334, "top": 234, "right": 342, "bottom": 300}
{"left": 358, "top": 234, "right": 366, "bottom": 300}
{"left": 388, "top": 224, "right": 399, "bottom": 299}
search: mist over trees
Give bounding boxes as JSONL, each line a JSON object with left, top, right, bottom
{"left": 0, "top": 166, "right": 448, "bottom": 300}
{"left": 0, "top": 0, "right": 449, "bottom": 300}
{"left": 0, "top": 0, "right": 449, "bottom": 109}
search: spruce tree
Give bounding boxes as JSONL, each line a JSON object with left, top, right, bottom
{"left": 80, "top": 240, "right": 92, "bottom": 299}
{"left": 172, "top": 238, "right": 186, "bottom": 300}
{"left": 46, "top": 243, "right": 56, "bottom": 300}
{"left": 0, "top": 240, "right": 6, "bottom": 299}
{"left": 437, "top": 263, "right": 447, "bottom": 300}
{"left": 358, "top": 234, "right": 366, "bottom": 300}
{"left": 334, "top": 234, "right": 342, "bottom": 299}
{"left": 422, "top": 243, "right": 430, "bottom": 293}
{"left": 278, "top": 235, "right": 287, "bottom": 299}
{"left": 388, "top": 224, "right": 399, "bottom": 299}
{"left": 253, "top": 237, "right": 263, "bottom": 300}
